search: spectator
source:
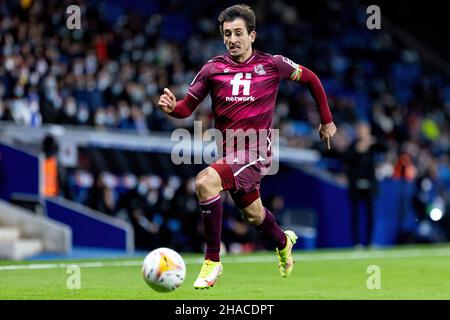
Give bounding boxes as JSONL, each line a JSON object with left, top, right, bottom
{"left": 42, "top": 135, "right": 60, "bottom": 197}
{"left": 344, "top": 122, "right": 387, "bottom": 247}
{"left": 90, "top": 172, "right": 118, "bottom": 216}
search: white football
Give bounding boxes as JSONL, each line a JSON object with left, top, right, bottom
{"left": 142, "top": 247, "right": 186, "bottom": 292}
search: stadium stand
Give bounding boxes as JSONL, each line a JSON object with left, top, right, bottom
{"left": 0, "top": 0, "right": 449, "bottom": 255}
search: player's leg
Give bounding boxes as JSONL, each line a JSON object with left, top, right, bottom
{"left": 193, "top": 166, "right": 226, "bottom": 289}
{"left": 233, "top": 192, "right": 298, "bottom": 277}
{"left": 195, "top": 167, "right": 223, "bottom": 262}
{"left": 236, "top": 194, "right": 287, "bottom": 248}
{"left": 196, "top": 167, "right": 223, "bottom": 201}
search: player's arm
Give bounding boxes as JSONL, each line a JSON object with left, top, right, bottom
{"left": 274, "top": 55, "right": 337, "bottom": 149}
{"left": 158, "top": 62, "right": 211, "bottom": 119}
{"left": 158, "top": 88, "right": 200, "bottom": 119}
{"left": 298, "top": 66, "right": 337, "bottom": 149}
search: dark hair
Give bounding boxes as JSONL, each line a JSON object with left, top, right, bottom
{"left": 42, "top": 135, "right": 57, "bottom": 157}
{"left": 218, "top": 4, "right": 256, "bottom": 36}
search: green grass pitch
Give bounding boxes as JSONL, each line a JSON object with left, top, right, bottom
{"left": 1, "top": 244, "right": 449, "bottom": 300}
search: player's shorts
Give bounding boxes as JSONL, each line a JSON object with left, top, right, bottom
{"left": 210, "top": 150, "right": 272, "bottom": 209}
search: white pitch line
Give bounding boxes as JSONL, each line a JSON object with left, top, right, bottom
{"left": 1, "top": 247, "right": 450, "bottom": 271}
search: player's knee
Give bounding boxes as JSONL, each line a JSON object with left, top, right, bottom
{"left": 242, "top": 212, "right": 263, "bottom": 226}
{"left": 194, "top": 175, "right": 206, "bottom": 196}
{"left": 245, "top": 215, "right": 259, "bottom": 225}
{"left": 195, "top": 168, "right": 221, "bottom": 197}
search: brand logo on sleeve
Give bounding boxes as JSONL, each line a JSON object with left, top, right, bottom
{"left": 282, "top": 56, "right": 299, "bottom": 69}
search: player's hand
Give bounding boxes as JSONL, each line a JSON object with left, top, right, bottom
{"left": 157, "top": 88, "right": 177, "bottom": 114}
{"left": 319, "top": 122, "right": 337, "bottom": 150}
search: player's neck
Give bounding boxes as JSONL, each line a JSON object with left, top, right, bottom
{"left": 232, "top": 48, "right": 254, "bottom": 63}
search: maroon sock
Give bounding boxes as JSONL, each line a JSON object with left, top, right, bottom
{"left": 254, "top": 207, "right": 287, "bottom": 249}
{"left": 199, "top": 195, "right": 222, "bottom": 262}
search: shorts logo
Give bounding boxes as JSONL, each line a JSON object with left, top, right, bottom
{"left": 254, "top": 64, "right": 266, "bottom": 75}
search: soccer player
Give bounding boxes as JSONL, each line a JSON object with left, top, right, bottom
{"left": 158, "top": 4, "right": 337, "bottom": 289}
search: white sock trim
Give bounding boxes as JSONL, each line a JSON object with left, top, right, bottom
{"left": 199, "top": 194, "right": 221, "bottom": 206}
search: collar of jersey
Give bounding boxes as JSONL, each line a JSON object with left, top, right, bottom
{"left": 226, "top": 50, "right": 256, "bottom": 65}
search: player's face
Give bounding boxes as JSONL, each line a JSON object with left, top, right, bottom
{"left": 222, "top": 18, "right": 256, "bottom": 62}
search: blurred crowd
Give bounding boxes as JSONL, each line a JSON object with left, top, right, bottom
{"left": 62, "top": 166, "right": 284, "bottom": 251}
{"left": 2, "top": 0, "right": 450, "bottom": 248}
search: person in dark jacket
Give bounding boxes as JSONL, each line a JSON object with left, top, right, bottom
{"left": 345, "top": 122, "right": 387, "bottom": 247}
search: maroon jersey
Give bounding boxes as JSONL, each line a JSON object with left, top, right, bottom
{"left": 188, "top": 50, "right": 302, "bottom": 134}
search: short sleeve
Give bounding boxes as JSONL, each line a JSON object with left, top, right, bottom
{"left": 187, "top": 62, "right": 212, "bottom": 102}
{"left": 273, "top": 55, "right": 304, "bottom": 82}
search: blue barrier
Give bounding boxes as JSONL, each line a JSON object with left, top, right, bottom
{"left": 45, "top": 197, "right": 134, "bottom": 252}
{"left": 0, "top": 143, "right": 40, "bottom": 201}
{"left": 373, "top": 179, "right": 418, "bottom": 245}
{"left": 261, "top": 164, "right": 418, "bottom": 248}
{"left": 262, "top": 165, "right": 352, "bottom": 248}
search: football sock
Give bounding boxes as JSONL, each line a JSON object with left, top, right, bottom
{"left": 253, "top": 207, "right": 287, "bottom": 249}
{"left": 199, "top": 195, "right": 222, "bottom": 262}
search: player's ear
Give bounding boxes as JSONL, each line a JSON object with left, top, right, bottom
{"left": 250, "top": 31, "right": 256, "bottom": 43}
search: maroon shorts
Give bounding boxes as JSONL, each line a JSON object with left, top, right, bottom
{"left": 210, "top": 150, "right": 272, "bottom": 209}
